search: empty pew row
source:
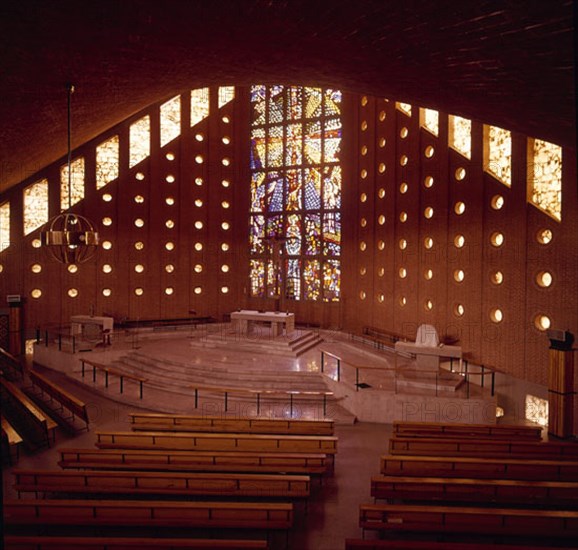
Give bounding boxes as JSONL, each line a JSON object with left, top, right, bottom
{"left": 28, "top": 369, "right": 89, "bottom": 429}
{"left": 59, "top": 447, "right": 330, "bottom": 475}
{"left": 3, "top": 537, "right": 268, "bottom": 550}
{"left": 0, "top": 347, "right": 24, "bottom": 380}
{"left": 0, "top": 376, "right": 57, "bottom": 449}
{"left": 2, "top": 417, "right": 23, "bottom": 465}
{"left": 345, "top": 540, "right": 569, "bottom": 550}
{"left": 380, "top": 454, "right": 578, "bottom": 481}
{"left": 359, "top": 503, "right": 578, "bottom": 541}
{"left": 392, "top": 420, "right": 543, "bottom": 440}
{"left": 370, "top": 475, "right": 578, "bottom": 507}
{"left": 96, "top": 430, "right": 338, "bottom": 455}
{"left": 129, "top": 412, "right": 334, "bottom": 436}
{"left": 13, "top": 469, "right": 311, "bottom": 499}
{"left": 4, "top": 499, "right": 294, "bottom": 530}
{"left": 389, "top": 436, "right": 578, "bottom": 460}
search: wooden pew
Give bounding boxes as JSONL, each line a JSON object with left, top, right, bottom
{"left": 3, "top": 537, "right": 268, "bottom": 549}
{"left": 13, "top": 469, "right": 311, "bottom": 499}
{"left": 392, "top": 421, "right": 543, "bottom": 440}
{"left": 359, "top": 503, "right": 578, "bottom": 540}
{"left": 95, "top": 430, "right": 338, "bottom": 455}
{"left": 129, "top": 412, "right": 334, "bottom": 436}
{"left": 380, "top": 454, "right": 578, "bottom": 481}
{"left": 0, "top": 347, "right": 24, "bottom": 381}
{"left": 28, "top": 369, "right": 89, "bottom": 430}
{"left": 0, "top": 376, "right": 57, "bottom": 449}
{"left": 370, "top": 475, "right": 578, "bottom": 507}
{"left": 345, "top": 540, "right": 566, "bottom": 550}
{"left": 389, "top": 436, "right": 578, "bottom": 460}
{"left": 2, "top": 417, "right": 23, "bottom": 465}
{"left": 4, "top": 498, "right": 294, "bottom": 531}
{"left": 58, "top": 447, "right": 330, "bottom": 475}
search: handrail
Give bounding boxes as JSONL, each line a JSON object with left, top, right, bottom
{"left": 79, "top": 359, "right": 147, "bottom": 399}
{"left": 188, "top": 384, "right": 334, "bottom": 417}
{"left": 342, "top": 331, "right": 499, "bottom": 397}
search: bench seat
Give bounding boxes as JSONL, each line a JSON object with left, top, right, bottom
{"left": 4, "top": 499, "right": 294, "bottom": 530}
{"left": 95, "top": 430, "right": 338, "bottom": 455}
{"left": 380, "top": 454, "right": 578, "bottom": 481}
{"left": 345, "top": 539, "right": 566, "bottom": 550}
{"left": 359, "top": 503, "right": 578, "bottom": 539}
{"left": 370, "top": 475, "right": 578, "bottom": 507}
{"left": 129, "top": 412, "right": 334, "bottom": 436}
{"left": 392, "top": 421, "right": 542, "bottom": 440}
{"left": 3, "top": 536, "right": 268, "bottom": 549}
{"left": 14, "top": 469, "right": 311, "bottom": 499}
{"left": 0, "top": 377, "right": 57, "bottom": 449}
{"left": 28, "top": 369, "right": 89, "bottom": 428}
{"left": 389, "top": 436, "right": 578, "bottom": 460}
{"left": 59, "top": 448, "right": 329, "bottom": 475}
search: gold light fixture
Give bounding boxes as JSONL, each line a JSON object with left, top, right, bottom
{"left": 41, "top": 84, "right": 99, "bottom": 264}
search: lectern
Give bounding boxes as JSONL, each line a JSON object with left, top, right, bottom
{"left": 547, "top": 330, "right": 576, "bottom": 438}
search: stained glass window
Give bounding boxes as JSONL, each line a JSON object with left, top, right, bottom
{"left": 96, "top": 135, "right": 119, "bottom": 189}
{"left": 24, "top": 179, "right": 48, "bottom": 236}
{"left": 396, "top": 102, "right": 412, "bottom": 116}
{"left": 528, "top": 138, "right": 562, "bottom": 221}
{"left": 129, "top": 115, "right": 151, "bottom": 168}
{"left": 218, "top": 86, "right": 235, "bottom": 108}
{"left": 449, "top": 115, "right": 472, "bottom": 159}
{"left": 191, "top": 88, "right": 210, "bottom": 127}
{"left": 60, "top": 157, "right": 85, "bottom": 210}
{"left": 160, "top": 95, "right": 181, "bottom": 147}
{"left": 485, "top": 125, "right": 511, "bottom": 186}
{"left": 249, "top": 85, "right": 342, "bottom": 302}
{"left": 0, "top": 201, "right": 9, "bottom": 252}
{"left": 420, "top": 108, "right": 439, "bottom": 136}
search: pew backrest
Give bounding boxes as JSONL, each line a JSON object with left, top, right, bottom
{"left": 3, "top": 537, "right": 268, "bottom": 549}
{"left": 95, "top": 430, "right": 338, "bottom": 454}
{"left": 380, "top": 454, "right": 578, "bottom": 481}
{"left": 14, "top": 469, "right": 311, "bottom": 499}
{"left": 29, "top": 370, "right": 89, "bottom": 425}
{"left": 389, "top": 436, "right": 578, "bottom": 460}
{"left": 129, "top": 412, "right": 334, "bottom": 436}
{"left": 392, "top": 421, "right": 543, "bottom": 440}
{"left": 58, "top": 447, "right": 329, "bottom": 475}
{"left": 4, "top": 499, "right": 294, "bottom": 530}
{"left": 0, "top": 376, "right": 56, "bottom": 448}
{"left": 370, "top": 475, "right": 578, "bottom": 506}
{"left": 359, "top": 503, "right": 578, "bottom": 539}
{"left": 2, "top": 536, "right": 268, "bottom": 549}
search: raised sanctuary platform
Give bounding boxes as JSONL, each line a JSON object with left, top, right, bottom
{"left": 33, "top": 325, "right": 496, "bottom": 425}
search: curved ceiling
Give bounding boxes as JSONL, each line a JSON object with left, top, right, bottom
{"left": 0, "top": 0, "right": 575, "bottom": 194}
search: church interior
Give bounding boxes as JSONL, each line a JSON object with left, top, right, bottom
{"left": 1, "top": 1, "right": 577, "bottom": 549}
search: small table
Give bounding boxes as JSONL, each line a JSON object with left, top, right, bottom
{"left": 230, "top": 310, "right": 295, "bottom": 337}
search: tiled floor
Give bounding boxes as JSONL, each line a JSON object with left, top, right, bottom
{"left": 2, "top": 330, "right": 394, "bottom": 550}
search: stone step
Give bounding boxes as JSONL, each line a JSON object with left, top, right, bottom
{"left": 195, "top": 328, "right": 323, "bottom": 358}
{"left": 115, "top": 354, "right": 327, "bottom": 386}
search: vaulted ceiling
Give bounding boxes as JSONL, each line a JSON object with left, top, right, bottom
{"left": 0, "top": 0, "right": 575, "bottom": 194}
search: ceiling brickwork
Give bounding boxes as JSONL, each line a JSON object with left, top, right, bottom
{"left": 0, "top": 0, "right": 575, "bottom": 193}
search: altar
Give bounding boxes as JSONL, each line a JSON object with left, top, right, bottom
{"left": 71, "top": 315, "right": 114, "bottom": 341}
{"left": 230, "top": 310, "right": 295, "bottom": 337}
{"left": 394, "top": 324, "right": 462, "bottom": 371}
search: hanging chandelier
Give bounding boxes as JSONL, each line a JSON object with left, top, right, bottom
{"left": 41, "top": 84, "right": 99, "bottom": 264}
